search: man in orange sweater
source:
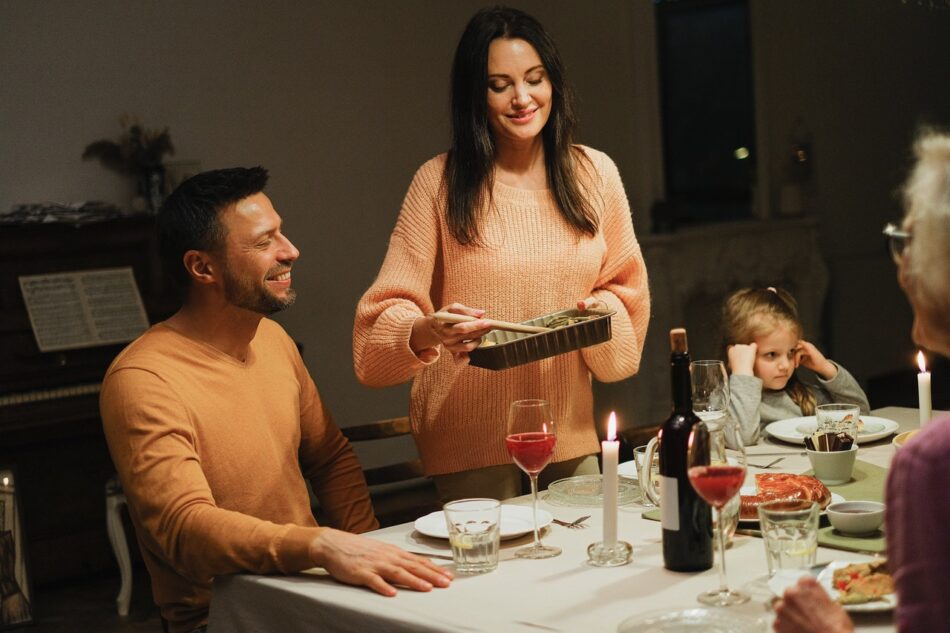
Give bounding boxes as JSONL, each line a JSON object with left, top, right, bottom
{"left": 101, "top": 167, "right": 450, "bottom": 633}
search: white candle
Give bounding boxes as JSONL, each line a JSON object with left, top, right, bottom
{"left": 602, "top": 412, "right": 619, "bottom": 547}
{"left": 918, "top": 351, "right": 932, "bottom": 427}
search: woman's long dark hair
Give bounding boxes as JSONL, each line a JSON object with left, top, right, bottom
{"left": 445, "top": 6, "right": 596, "bottom": 245}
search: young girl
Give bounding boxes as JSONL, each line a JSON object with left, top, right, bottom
{"left": 722, "top": 287, "right": 869, "bottom": 445}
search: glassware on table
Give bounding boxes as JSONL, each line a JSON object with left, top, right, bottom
{"left": 634, "top": 443, "right": 660, "bottom": 507}
{"left": 690, "top": 359, "right": 731, "bottom": 438}
{"left": 690, "top": 360, "right": 740, "bottom": 544}
{"left": 757, "top": 499, "right": 820, "bottom": 576}
{"left": 505, "top": 399, "right": 561, "bottom": 559}
{"left": 686, "top": 420, "right": 750, "bottom": 606}
{"left": 815, "top": 403, "right": 861, "bottom": 446}
{"left": 443, "top": 498, "right": 501, "bottom": 574}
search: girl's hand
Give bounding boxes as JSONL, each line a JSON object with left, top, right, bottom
{"left": 795, "top": 340, "right": 837, "bottom": 380}
{"left": 410, "top": 303, "right": 492, "bottom": 361}
{"left": 727, "top": 343, "right": 757, "bottom": 376}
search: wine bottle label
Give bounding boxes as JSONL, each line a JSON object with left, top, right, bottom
{"left": 660, "top": 475, "right": 679, "bottom": 530}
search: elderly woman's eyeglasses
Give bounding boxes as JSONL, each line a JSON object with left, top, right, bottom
{"left": 883, "top": 223, "right": 911, "bottom": 264}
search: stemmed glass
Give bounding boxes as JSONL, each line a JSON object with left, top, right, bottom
{"left": 687, "top": 421, "right": 750, "bottom": 606}
{"left": 690, "top": 360, "right": 730, "bottom": 427}
{"left": 505, "top": 399, "right": 561, "bottom": 559}
{"left": 691, "top": 360, "right": 740, "bottom": 540}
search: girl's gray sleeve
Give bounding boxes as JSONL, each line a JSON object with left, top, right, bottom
{"left": 729, "top": 374, "right": 764, "bottom": 445}
{"left": 818, "top": 362, "right": 871, "bottom": 413}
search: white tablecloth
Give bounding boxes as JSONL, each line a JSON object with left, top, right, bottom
{"left": 207, "top": 407, "right": 923, "bottom": 633}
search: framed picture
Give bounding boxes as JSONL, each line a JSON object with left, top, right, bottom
{"left": 0, "top": 466, "right": 32, "bottom": 629}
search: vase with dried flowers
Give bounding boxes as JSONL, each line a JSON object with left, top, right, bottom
{"left": 83, "top": 116, "right": 175, "bottom": 213}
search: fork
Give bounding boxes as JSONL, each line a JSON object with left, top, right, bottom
{"left": 552, "top": 515, "right": 590, "bottom": 529}
{"left": 748, "top": 457, "right": 785, "bottom": 469}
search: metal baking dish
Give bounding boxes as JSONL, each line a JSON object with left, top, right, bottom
{"left": 468, "top": 308, "right": 614, "bottom": 370}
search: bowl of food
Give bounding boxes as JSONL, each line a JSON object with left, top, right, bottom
{"left": 826, "top": 501, "right": 885, "bottom": 536}
{"left": 892, "top": 429, "right": 919, "bottom": 449}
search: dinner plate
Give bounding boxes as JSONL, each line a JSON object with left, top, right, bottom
{"left": 413, "top": 505, "right": 552, "bottom": 540}
{"left": 617, "top": 607, "right": 765, "bottom": 632}
{"left": 737, "top": 487, "right": 844, "bottom": 525}
{"left": 617, "top": 460, "right": 638, "bottom": 479}
{"left": 892, "top": 429, "right": 920, "bottom": 449}
{"left": 816, "top": 560, "right": 897, "bottom": 612}
{"left": 764, "top": 416, "right": 900, "bottom": 445}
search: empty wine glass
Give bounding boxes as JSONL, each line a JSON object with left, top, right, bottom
{"left": 505, "top": 399, "right": 560, "bottom": 559}
{"left": 687, "top": 421, "right": 750, "bottom": 606}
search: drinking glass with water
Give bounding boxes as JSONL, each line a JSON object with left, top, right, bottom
{"left": 757, "top": 499, "right": 819, "bottom": 576}
{"left": 443, "top": 498, "right": 501, "bottom": 574}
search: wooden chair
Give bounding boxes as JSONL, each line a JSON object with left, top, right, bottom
{"left": 338, "top": 416, "right": 440, "bottom": 528}
{"left": 618, "top": 423, "right": 662, "bottom": 463}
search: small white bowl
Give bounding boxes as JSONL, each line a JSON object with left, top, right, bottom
{"left": 826, "top": 501, "right": 885, "bottom": 536}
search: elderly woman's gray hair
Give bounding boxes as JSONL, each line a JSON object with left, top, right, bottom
{"left": 900, "top": 130, "right": 950, "bottom": 352}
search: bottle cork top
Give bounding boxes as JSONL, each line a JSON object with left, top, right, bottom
{"left": 670, "top": 328, "right": 688, "bottom": 354}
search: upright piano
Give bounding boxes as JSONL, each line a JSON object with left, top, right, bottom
{"left": 0, "top": 213, "right": 175, "bottom": 586}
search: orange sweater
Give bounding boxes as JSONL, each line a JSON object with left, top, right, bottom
{"left": 101, "top": 319, "right": 377, "bottom": 632}
{"left": 353, "top": 147, "right": 650, "bottom": 476}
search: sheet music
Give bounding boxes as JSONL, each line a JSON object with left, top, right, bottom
{"left": 18, "top": 267, "right": 149, "bottom": 352}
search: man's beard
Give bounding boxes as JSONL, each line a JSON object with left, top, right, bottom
{"left": 221, "top": 265, "right": 296, "bottom": 315}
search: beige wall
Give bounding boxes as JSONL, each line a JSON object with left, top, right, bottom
{"left": 1, "top": 1, "right": 947, "bottom": 451}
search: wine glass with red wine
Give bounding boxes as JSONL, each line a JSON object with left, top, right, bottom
{"left": 505, "top": 399, "right": 561, "bottom": 559}
{"left": 687, "top": 420, "right": 750, "bottom": 605}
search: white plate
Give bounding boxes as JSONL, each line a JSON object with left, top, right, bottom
{"left": 738, "top": 487, "right": 844, "bottom": 525}
{"left": 816, "top": 560, "right": 897, "bottom": 612}
{"left": 617, "top": 608, "right": 765, "bottom": 633}
{"left": 764, "top": 416, "right": 900, "bottom": 445}
{"left": 413, "top": 505, "right": 552, "bottom": 540}
{"left": 617, "top": 460, "right": 638, "bottom": 479}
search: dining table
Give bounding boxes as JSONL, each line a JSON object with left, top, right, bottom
{"left": 206, "top": 406, "right": 928, "bottom": 633}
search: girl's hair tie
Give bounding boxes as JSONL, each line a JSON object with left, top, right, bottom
{"left": 767, "top": 287, "right": 777, "bottom": 293}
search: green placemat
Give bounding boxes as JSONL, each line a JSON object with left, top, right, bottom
{"left": 806, "top": 460, "right": 888, "bottom": 503}
{"left": 640, "top": 461, "right": 889, "bottom": 554}
{"left": 817, "top": 525, "right": 886, "bottom": 553}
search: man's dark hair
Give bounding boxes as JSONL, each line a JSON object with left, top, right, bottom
{"left": 157, "top": 166, "right": 269, "bottom": 292}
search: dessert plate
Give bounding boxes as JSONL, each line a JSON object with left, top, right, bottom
{"left": 765, "top": 416, "right": 899, "bottom": 445}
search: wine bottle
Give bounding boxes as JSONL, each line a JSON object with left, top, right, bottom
{"left": 659, "top": 327, "right": 713, "bottom": 571}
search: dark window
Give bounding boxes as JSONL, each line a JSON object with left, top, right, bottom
{"left": 653, "top": 0, "right": 756, "bottom": 230}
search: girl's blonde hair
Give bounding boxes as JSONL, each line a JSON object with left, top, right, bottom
{"left": 721, "top": 287, "right": 816, "bottom": 415}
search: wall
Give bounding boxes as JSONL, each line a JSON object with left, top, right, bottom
{"left": 1, "top": 1, "right": 948, "bottom": 467}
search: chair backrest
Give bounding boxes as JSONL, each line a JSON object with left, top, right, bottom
{"left": 340, "top": 416, "right": 425, "bottom": 487}
{"left": 339, "top": 416, "right": 439, "bottom": 527}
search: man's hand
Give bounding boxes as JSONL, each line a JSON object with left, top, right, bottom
{"left": 727, "top": 343, "right": 757, "bottom": 376}
{"left": 795, "top": 340, "right": 837, "bottom": 380}
{"left": 773, "top": 576, "right": 853, "bottom": 633}
{"left": 309, "top": 528, "right": 452, "bottom": 597}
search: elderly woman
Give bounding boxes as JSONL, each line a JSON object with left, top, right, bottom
{"left": 773, "top": 130, "right": 950, "bottom": 632}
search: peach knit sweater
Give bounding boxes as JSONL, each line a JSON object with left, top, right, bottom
{"left": 353, "top": 147, "right": 650, "bottom": 476}
{"left": 101, "top": 319, "right": 376, "bottom": 632}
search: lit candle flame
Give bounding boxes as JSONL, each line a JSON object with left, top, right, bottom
{"left": 918, "top": 351, "right": 928, "bottom": 373}
{"left": 607, "top": 411, "right": 617, "bottom": 442}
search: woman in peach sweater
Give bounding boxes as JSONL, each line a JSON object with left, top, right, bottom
{"left": 353, "top": 7, "right": 650, "bottom": 501}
